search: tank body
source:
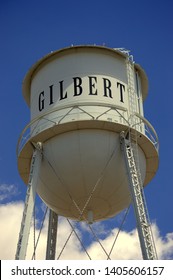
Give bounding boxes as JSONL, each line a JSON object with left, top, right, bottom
{"left": 17, "top": 46, "right": 159, "bottom": 221}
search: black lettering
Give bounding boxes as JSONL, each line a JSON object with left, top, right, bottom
{"left": 49, "top": 84, "right": 54, "bottom": 105}
{"left": 103, "top": 78, "right": 112, "bottom": 98}
{"left": 38, "top": 91, "right": 45, "bottom": 111}
{"left": 66, "top": 266, "right": 72, "bottom": 275}
{"left": 11, "top": 269, "right": 15, "bottom": 276}
{"left": 73, "top": 77, "right": 83, "bottom": 96}
{"left": 59, "top": 80, "right": 67, "bottom": 100}
{"left": 88, "top": 76, "right": 97, "bottom": 95}
{"left": 117, "top": 82, "right": 125, "bottom": 103}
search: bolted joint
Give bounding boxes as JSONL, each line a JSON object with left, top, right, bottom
{"left": 36, "top": 142, "right": 43, "bottom": 151}
{"left": 31, "top": 142, "right": 43, "bottom": 151}
{"left": 120, "top": 131, "right": 125, "bottom": 141}
{"left": 119, "top": 131, "right": 125, "bottom": 151}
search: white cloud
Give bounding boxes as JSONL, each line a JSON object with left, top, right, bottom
{"left": 0, "top": 184, "right": 19, "bottom": 202}
{"left": 0, "top": 201, "right": 24, "bottom": 259}
{"left": 0, "top": 201, "right": 173, "bottom": 260}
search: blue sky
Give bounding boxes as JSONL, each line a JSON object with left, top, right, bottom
{"left": 0, "top": 0, "right": 173, "bottom": 259}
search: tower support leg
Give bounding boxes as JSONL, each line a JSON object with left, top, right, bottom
{"left": 46, "top": 210, "right": 58, "bottom": 260}
{"left": 15, "top": 142, "right": 42, "bottom": 260}
{"left": 120, "top": 132, "right": 157, "bottom": 260}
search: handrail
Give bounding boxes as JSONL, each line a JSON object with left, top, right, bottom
{"left": 133, "top": 113, "right": 159, "bottom": 151}
{"left": 17, "top": 103, "right": 127, "bottom": 155}
{"left": 17, "top": 104, "right": 159, "bottom": 156}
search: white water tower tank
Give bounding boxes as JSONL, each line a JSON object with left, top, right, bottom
{"left": 17, "top": 46, "right": 159, "bottom": 222}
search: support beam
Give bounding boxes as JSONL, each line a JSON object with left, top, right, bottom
{"left": 15, "top": 142, "right": 42, "bottom": 260}
{"left": 46, "top": 210, "right": 58, "bottom": 260}
{"left": 120, "top": 132, "right": 157, "bottom": 260}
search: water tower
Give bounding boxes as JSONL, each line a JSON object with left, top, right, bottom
{"left": 16, "top": 45, "right": 159, "bottom": 260}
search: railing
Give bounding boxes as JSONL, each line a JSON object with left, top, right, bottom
{"left": 17, "top": 103, "right": 159, "bottom": 156}
{"left": 133, "top": 113, "right": 159, "bottom": 152}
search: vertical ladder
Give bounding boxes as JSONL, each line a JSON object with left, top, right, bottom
{"left": 46, "top": 210, "right": 58, "bottom": 260}
{"left": 120, "top": 131, "right": 157, "bottom": 260}
{"left": 15, "top": 142, "right": 42, "bottom": 260}
{"left": 126, "top": 55, "right": 137, "bottom": 126}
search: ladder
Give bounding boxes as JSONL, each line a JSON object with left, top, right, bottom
{"left": 15, "top": 142, "right": 42, "bottom": 260}
{"left": 46, "top": 210, "right": 58, "bottom": 260}
{"left": 120, "top": 131, "right": 157, "bottom": 260}
{"left": 124, "top": 52, "right": 157, "bottom": 259}
{"left": 126, "top": 55, "right": 137, "bottom": 126}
